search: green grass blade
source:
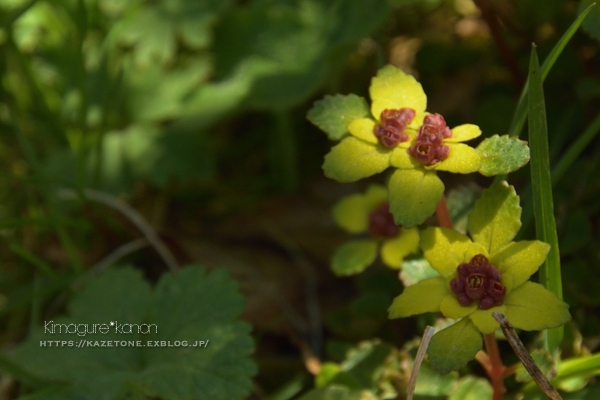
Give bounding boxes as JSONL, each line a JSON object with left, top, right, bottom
{"left": 515, "top": 111, "right": 600, "bottom": 240}
{"left": 552, "top": 112, "right": 600, "bottom": 185}
{"left": 508, "top": 3, "right": 596, "bottom": 138}
{"left": 528, "top": 45, "right": 563, "bottom": 354}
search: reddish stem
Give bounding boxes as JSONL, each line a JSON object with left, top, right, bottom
{"left": 484, "top": 333, "right": 507, "bottom": 400}
{"left": 435, "top": 195, "right": 453, "bottom": 229}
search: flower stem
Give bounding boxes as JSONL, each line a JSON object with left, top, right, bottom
{"left": 435, "top": 195, "right": 453, "bottom": 229}
{"left": 484, "top": 333, "right": 506, "bottom": 400}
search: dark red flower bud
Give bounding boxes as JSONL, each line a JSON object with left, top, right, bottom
{"left": 368, "top": 202, "right": 399, "bottom": 237}
{"left": 373, "top": 108, "right": 415, "bottom": 148}
{"left": 408, "top": 113, "right": 452, "bottom": 166}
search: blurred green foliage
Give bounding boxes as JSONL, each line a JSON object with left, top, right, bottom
{"left": 1, "top": 0, "right": 600, "bottom": 399}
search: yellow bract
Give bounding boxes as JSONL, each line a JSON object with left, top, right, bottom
{"left": 388, "top": 182, "right": 570, "bottom": 337}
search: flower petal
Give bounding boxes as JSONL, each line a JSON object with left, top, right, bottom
{"left": 469, "top": 306, "right": 506, "bottom": 334}
{"left": 420, "top": 227, "right": 488, "bottom": 277}
{"left": 370, "top": 65, "right": 427, "bottom": 121}
{"left": 446, "top": 124, "right": 482, "bottom": 143}
{"left": 348, "top": 118, "right": 378, "bottom": 144}
{"left": 491, "top": 240, "right": 551, "bottom": 289}
{"left": 331, "top": 239, "right": 378, "bottom": 276}
{"left": 388, "top": 277, "right": 450, "bottom": 318}
{"left": 432, "top": 143, "right": 481, "bottom": 174}
{"left": 504, "top": 282, "right": 570, "bottom": 331}
{"left": 468, "top": 181, "right": 522, "bottom": 254}
{"left": 390, "top": 147, "right": 419, "bottom": 169}
{"left": 381, "top": 227, "right": 420, "bottom": 268}
{"left": 323, "top": 137, "right": 392, "bottom": 182}
{"left": 388, "top": 168, "right": 444, "bottom": 228}
{"left": 440, "top": 295, "right": 477, "bottom": 319}
{"left": 428, "top": 318, "right": 483, "bottom": 375}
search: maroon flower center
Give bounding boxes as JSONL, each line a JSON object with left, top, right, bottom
{"left": 373, "top": 108, "right": 416, "bottom": 148}
{"left": 449, "top": 254, "right": 506, "bottom": 310}
{"left": 368, "top": 202, "right": 399, "bottom": 237}
{"left": 408, "top": 113, "right": 452, "bottom": 166}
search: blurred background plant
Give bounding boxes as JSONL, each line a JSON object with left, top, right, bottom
{"left": 1, "top": 0, "right": 600, "bottom": 399}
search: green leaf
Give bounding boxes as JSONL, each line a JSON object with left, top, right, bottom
{"left": 528, "top": 45, "right": 564, "bottom": 353}
{"left": 387, "top": 168, "right": 444, "bottom": 228}
{"left": 449, "top": 376, "right": 493, "bottom": 400}
{"left": 504, "top": 282, "right": 570, "bottom": 332}
{"left": 475, "top": 135, "right": 530, "bottom": 177}
{"left": 414, "top": 359, "right": 458, "bottom": 396}
{"left": 388, "top": 277, "right": 449, "bottom": 319}
{"left": 323, "top": 137, "right": 392, "bottom": 182}
{"left": 10, "top": 266, "right": 256, "bottom": 400}
{"left": 507, "top": 3, "right": 596, "bottom": 137}
{"left": 468, "top": 181, "right": 522, "bottom": 254}
{"left": 399, "top": 257, "right": 440, "bottom": 287}
{"left": 428, "top": 318, "right": 482, "bottom": 374}
{"left": 579, "top": 0, "right": 600, "bottom": 40}
{"left": 307, "top": 94, "right": 371, "bottom": 141}
{"left": 380, "top": 228, "right": 420, "bottom": 268}
{"left": 331, "top": 240, "right": 379, "bottom": 276}
{"left": 516, "top": 349, "right": 555, "bottom": 383}
{"left": 332, "top": 184, "right": 387, "bottom": 234}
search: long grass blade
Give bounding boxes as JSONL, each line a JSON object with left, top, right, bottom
{"left": 508, "top": 3, "right": 596, "bottom": 138}
{"left": 528, "top": 45, "right": 563, "bottom": 354}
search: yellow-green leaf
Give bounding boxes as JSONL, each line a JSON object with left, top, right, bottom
{"left": 420, "top": 227, "right": 488, "bottom": 278}
{"left": 490, "top": 240, "right": 550, "bottom": 289}
{"left": 428, "top": 318, "right": 482, "bottom": 374}
{"left": 469, "top": 306, "right": 505, "bottom": 334}
{"left": 323, "top": 137, "right": 392, "bottom": 182}
{"left": 504, "top": 282, "right": 571, "bottom": 331}
{"left": 449, "top": 377, "right": 493, "bottom": 400}
{"left": 440, "top": 295, "right": 477, "bottom": 319}
{"left": 380, "top": 227, "right": 420, "bottom": 268}
{"left": 332, "top": 194, "right": 369, "bottom": 233}
{"left": 389, "top": 147, "right": 419, "bottom": 169}
{"left": 388, "top": 277, "right": 449, "bottom": 318}
{"left": 446, "top": 124, "right": 482, "bottom": 143}
{"left": 369, "top": 65, "right": 427, "bottom": 124}
{"left": 348, "top": 118, "right": 378, "bottom": 144}
{"left": 475, "top": 135, "right": 530, "bottom": 177}
{"left": 468, "top": 181, "right": 522, "bottom": 254}
{"left": 307, "top": 94, "right": 371, "bottom": 140}
{"left": 387, "top": 168, "right": 444, "bottom": 228}
{"left": 331, "top": 240, "right": 378, "bottom": 276}
{"left": 433, "top": 143, "right": 481, "bottom": 174}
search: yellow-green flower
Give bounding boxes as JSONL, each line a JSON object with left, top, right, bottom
{"left": 387, "top": 182, "right": 570, "bottom": 373}
{"left": 331, "top": 184, "right": 419, "bottom": 275}
{"left": 322, "top": 65, "right": 482, "bottom": 227}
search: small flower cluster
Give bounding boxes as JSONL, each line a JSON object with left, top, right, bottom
{"left": 408, "top": 114, "right": 452, "bottom": 166}
{"left": 450, "top": 254, "right": 506, "bottom": 310}
{"left": 373, "top": 108, "right": 415, "bottom": 148}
